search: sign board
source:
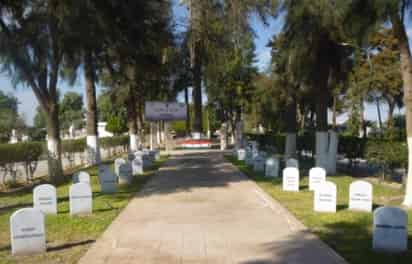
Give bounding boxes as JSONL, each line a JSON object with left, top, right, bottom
{"left": 145, "top": 101, "right": 187, "bottom": 121}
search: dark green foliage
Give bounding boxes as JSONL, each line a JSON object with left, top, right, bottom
{"left": 338, "top": 136, "right": 367, "bottom": 160}
{"left": 61, "top": 138, "right": 86, "bottom": 154}
{"left": 106, "top": 116, "right": 128, "bottom": 135}
{"left": 100, "top": 136, "right": 129, "bottom": 149}
{"left": 366, "top": 139, "right": 408, "bottom": 171}
{"left": 0, "top": 142, "right": 44, "bottom": 165}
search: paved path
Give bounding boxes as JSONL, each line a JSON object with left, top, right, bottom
{"left": 79, "top": 151, "right": 347, "bottom": 264}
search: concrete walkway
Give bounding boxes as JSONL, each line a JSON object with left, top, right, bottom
{"left": 79, "top": 151, "right": 347, "bottom": 264}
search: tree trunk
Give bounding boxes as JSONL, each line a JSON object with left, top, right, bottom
{"left": 391, "top": 13, "right": 412, "bottom": 206}
{"left": 387, "top": 100, "right": 395, "bottom": 129}
{"left": 84, "top": 50, "right": 101, "bottom": 165}
{"left": 359, "top": 98, "right": 366, "bottom": 138}
{"left": 315, "top": 62, "right": 330, "bottom": 170}
{"left": 46, "top": 103, "right": 64, "bottom": 184}
{"left": 376, "top": 96, "right": 383, "bottom": 133}
{"left": 185, "top": 87, "right": 191, "bottom": 136}
{"left": 332, "top": 95, "right": 337, "bottom": 129}
{"left": 127, "top": 91, "right": 139, "bottom": 152}
{"left": 192, "top": 42, "right": 203, "bottom": 135}
{"left": 285, "top": 99, "right": 297, "bottom": 159}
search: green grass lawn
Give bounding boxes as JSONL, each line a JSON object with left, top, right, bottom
{"left": 226, "top": 155, "right": 412, "bottom": 264}
{"left": 0, "top": 155, "right": 168, "bottom": 264}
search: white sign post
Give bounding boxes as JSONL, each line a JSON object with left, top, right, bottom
{"left": 145, "top": 101, "right": 187, "bottom": 121}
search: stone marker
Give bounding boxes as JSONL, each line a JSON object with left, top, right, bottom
{"left": 154, "top": 149, "right": 161, "bottom": 161}
{"left": 245, "top": 149, "right": 254, "bottom": 166}
{"left": 349, "top": 180, "right": 373, "bottom": 212}
{"left": 98, "top": 165, "right": 117, "bottom": 193}
{"left": 373, "top": 207, "right": 407, "bottom": 252}
{"left": 114, "top": 158, "right": 126, "bottom": 176}
{"left": 253, "top": 154, "right": 265, "bottom": 172}
{"left": 282, "top": 167, "right": 299, "bottom": 192}
{"left": 128, "top": 153, "right": 135, "bottom": 161}
{"left": 286, "top": 158, "right": 299, "bottom": 168}
{"left": 33, "top": 184, "right": 57, "bottom": 215}
{"left": 118, "top": 163, "right": 133, "bottom": 185}
{"left": 69, "top": 183, "right": 92, "bottom": 215}
{"left": 309, "top": 167, "right": 326, "bottom": 191}
{"left": 132, "top": 155, "right": 144, "bottom": 175}
{"left": 237, "top": 148, "right": 246, "bottom": 161}
{"left": 10, "top": 208, "right": 46, "bottom": 255}
{"left": 142, "top": 154, "right": 152, "bottom": 168}
{"left": 265, "top": 157, "right": 279, "bottom": 178}
{"left": 73, "top": 171, "right": 90, "bottom": 184}
{"left": 314, "top": 181, "right": 336, "bottom": 213}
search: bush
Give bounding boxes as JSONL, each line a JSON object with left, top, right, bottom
{"left": 338, "top": 135, "right": 367, "bottom": 160}
{"left": 365, "top": 139, "right": 407, "bottom": 171}
{"left": 0, "top": 142, "right": 44, "bottom": 183}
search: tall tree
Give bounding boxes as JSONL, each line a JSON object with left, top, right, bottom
{"left": 0, "top": 1, "right": 73, "bottom": 183}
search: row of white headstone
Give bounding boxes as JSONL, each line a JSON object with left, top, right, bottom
{"left": 9, "top": 149, "right": 161, "bottom": 256}
{"left": 238, "top": 144, "right": 408, "bottom": 253}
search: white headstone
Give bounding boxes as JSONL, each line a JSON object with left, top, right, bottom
{"left": 69, "top": 183, "right": 92, "bottom": 215}
{"left": 309, "top": 167, "right": 326, "bottom": 191}
{"left": 265, "top": 157, "right": 279, "bottom": 178}
{"left": 253, "top": 155, "right": 265, "bottom": 172}
{"left": 373, "top": 207, "right": 407, "bottom": 252}
{"left": 286, "top": 158, "right": 299, "bottom": 168}
{"left": 132, "top": 156, "right": 144, "bottom": 175}
{"left": 314, "top": 181, "right": 336, "bottom": 213}
{"left": 237, "top": 149, "right": 246, "bottom": 161}
{"left": 98, "top": 165, "right": 117, "bottom": 193}
{"left": 245, "top": 149, "right": 254, "bottom": 166}
{"left": 10, "top": 208, "right": 46, "bottom": 255}
{"left": 114, "top": 158, "right": 127, "bottom": 176}
{"left": 349, "top": 180, "right": 373, "bottom": 212}
{"left": 282, "top": 167, "right": 299, "bottom": 192}
{"left": 33, "top": 184, "right": 57, "bottom": 215}
{"left": 154, "top": 149, "right": 160, "bottom": 161}
{"left": 118, "top": 163, "right": 133, "bottom": 185}
{"left": 73, "top": 171, "right": 90, "bottom": 184}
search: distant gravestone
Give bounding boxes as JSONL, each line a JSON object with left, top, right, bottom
{"left": 72, "top": 171, "right": 90, "bottom": 184}
{"left": 286, "top": 158, "right": 299, "bottom": 168}
{"left": 309, "top": 167, "right": 326, "bottom": 191}
{"left": 265, "top": 157, "right": 279, "bottom": 178}
{"left": 142, "top": 154, "right": 152, "bottom": 168}
{"left": 98, "top": 165, "right": 117, "bottom": 193}
{"left": 237, "top": 149, "right": 246, "bottom": 161}
{"left": 33, "top": 184, "right": 57, "bottom": 215}
{"left": 154, "top": 149, "right": 160, "bottom": 161}
{"left": 245, "top": 149, "right": 254, "bottom": 166}
{"left": 69, "top": 183, "right": 92, "bottom": 215}
{"left": 127, "top": 153, "right": 135, "bottom": 161}
{"left": 149, "top": 150, "right": 157, "bottom": 161}
{"left": 118, "top": 163, "right": 132, "bottom": 185}
{"left": 282, "top": 167, "right": 299, "bottom": 192}
{"left": 10, "top": 208, "right": 46, "bottom": 255}
{"left": 373, "top": 207, "right": 407, "bottom": 252}
{"left": 349, "top": 180, "right": 373, "bottom": 212}
{"left": 314, "top": 181, "right": 336, "bottom": 213}
{"left": 114, "top": 158, "right": 127, "bottom": 176}
{"left": 132, "top": 156, "right": 144, "bottom": 175}
{"left": 253, "top": 154, "right": 265, "bottom": 172}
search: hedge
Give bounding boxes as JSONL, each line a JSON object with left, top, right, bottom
{"left": 0, "top": 135, "right": 129, "bottom": 165}
{"left": 245, "top": 133, "right": 407, "bottom": 169}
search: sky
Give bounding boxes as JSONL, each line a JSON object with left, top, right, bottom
{"left": 0, "top": 1, "right": 409, "bottom": 126}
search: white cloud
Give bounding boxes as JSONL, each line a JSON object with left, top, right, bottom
{"left": 255, "top": 48, "right": 272, "bottom": 72}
